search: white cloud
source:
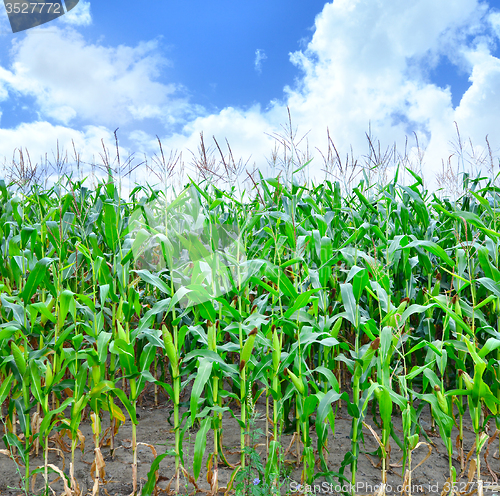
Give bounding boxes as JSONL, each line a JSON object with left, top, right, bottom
{"left": 160, "top": 105, "right": 278, "bottom": 180}
{"left": 254, "top": 49, "right": 267, "bottom": 74}
{"left": 164, "top": 0, "right": 500, "bottom": 189}
{"left": 0, "top": 26, "right": 190, "bottom": 126}
{"left": 280, "top": 1, "right": 482, "bottom": 166}
{"left": 60, "top": 1, "right": 92, "bottom": 26}
{"left": 0, "top": 121, "right": 112, "bottom": 161}
{"left": 3, "top": 0, "right": 500, "bottom": 192}
{"left": 0, "top": 120, "right": 157, "bottom": 198}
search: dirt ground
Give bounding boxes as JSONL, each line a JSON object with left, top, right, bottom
{"left": 1, "top": 386, "right": 500, "bottom": 496}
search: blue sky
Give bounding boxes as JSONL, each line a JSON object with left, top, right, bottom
{"left": 1, "top": 0, "right": 500, "bottom": 191}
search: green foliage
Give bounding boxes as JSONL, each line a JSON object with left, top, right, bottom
{"left": 0, "top": 168, "right": 499, "bottom": 495}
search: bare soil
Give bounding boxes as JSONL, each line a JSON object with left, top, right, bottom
{"left": 1, "top": 387, "right": 500, "bottom": 496}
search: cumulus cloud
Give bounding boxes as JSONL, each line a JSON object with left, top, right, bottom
{"left": 0, "top": 26, "right": 190, "bottom": 126}
{"left": 254, "top": 49, "right": 267, "bottom": 74}
{"left": 164, "top": 0, "right": 500, "bottom": 189}
{"left": 3, "top": 0, "right": 500, "bottom": 191}
{"left": 280, "top": 1, "right": 485, "bottom": 172}
{"left": 0, "top": 120, "right": 122, "bottom": 181}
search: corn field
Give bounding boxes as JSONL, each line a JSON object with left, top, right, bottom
{"left": 0, "top": 160, "right": 500, "bottom": 496}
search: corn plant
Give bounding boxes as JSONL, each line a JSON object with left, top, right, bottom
{"left": 0, "top": 157, "right": 499, "bottom": 496}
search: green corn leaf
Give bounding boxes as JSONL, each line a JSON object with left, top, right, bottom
{"left": 407, "top": 340, "right": 442, "bottom": 357}
{"left": 477, "top": 247, "right": 498, "bottom": 281}
{"left": 31, "top": 300, "right": 56, "bottom": 324}
{"left": 474, "top": 294, "right": 496, "bottom": 310}
{"left": 405, "top": 360, "right": 436, "bottom": 381}
{"left": 403, "top": 240, "right": 454, "bottom": 267}
{"left": 214, "top": 296, "right": 243, "bottom": 322}
{"left": 264, "top": 264, "right": 298, "bottom": 299}
{"left": 121, "top": 228, "right": 152, "bottom": 265}
{"left": 478, "top": 338, "right": 500, "bottom": 359}
{"left": 190, "top": 358, "right": 213, "bottom": 424}
{"left": 97, "top": 331, "right": 112, "bottom": 364}
{"left": 314, "top": 366, "right": 340, "bottom": 392}
{"left": 0, "top": 373, "right": 13, "bottom": 405}
{"left": 142, "top": 452, "right": 169, "bottom": 496}
{"left": 340, "top": 283, "right": 358, "bottom": 328}
{"left": 477, "top": 277, "right": 500, "bottom": 299}
{"left": 379, "top": 326, "right": 393, "bottom": 364}
{"left": 197, "top": 299, "right": 217, "bottom": 323}
{"left": 58, "top": 290, "right": 76, "bottom": 329}
{"left": 353, "top": 188, "right": 378, "bottom": 215}
{"left": 193, "top": 417, "right": 211, "bottom": 481}
{"left": 272, "top": 329, "right": 281, "bottom": 372}
{"left": 347, "top": 266, "right": 369, "bottom": 303}
{"left": 301, "top": 395, "right": 319, "bottom": 423}
{"left": 112, "top": 387, "right": 138, "bottom": 424}
{"left": 20, "top": 226, "right": 35, "bottom": 250}
{"left": 316, "top": 389, "right": 345, "bottom": 431}
{"left": 39, "top": 397, "right": 74, "bottom": 435}
{"left": 361, "top": 337, "right": 380, "bottom": 374}
{"left": 139, "top": 343, "right": 156, "bottom": 374}
{"left": 453, "top": 210, "right": 485, "bottom": 228}
{"left": 379, "top": 386, "right": 393, "bottom": 428}
{"left": 21, "top": 257, "right": 54, "bottom": 305}
{"left": 284, "top": 289, "right": 320, "bottom": 318}
{"left": 431, "top": 296, "right": 473, "bottom": 337}
{"left": 29, "top": 360, "right": 43, "bottom": 406}
{"left": 11, "top": 341, "right": 26, "bottom": 378}
{"left": 1, "top": 296, "right": 25, "bottom": 325}
{"left": 0, "top": 327, "right": 18, "bottom": 343}
{"left": 110, "top": 338, "right": 138, "bottom": 376}
{"left": 103, "top": 201, "right": 119, "bottom": 251}
{"left": 90, "top": 380, "right": 115, "bottom": 397}
{"left": 471, "top": 361, "right": 486, "bottom": 409}
{"left": 249, "top": 276, "right": 279, "bottom": 297}
{"left": 135, "top": 269, "right": 171, "bottom": 295}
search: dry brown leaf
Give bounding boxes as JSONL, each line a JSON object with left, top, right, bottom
{"left": 440, "top": 476, "right": 451, "bottom": 496}
{"left": 137, "top": 442, "right": 158, "bottom": 458}
{"left": 206, "top": 453, "right": 214, "bottom": 487}
{"left": 375, "top": 482, "right": 387, "bottom": 496}
{"left": 132, "top": 461, "right": 138, "bottom": 495}
{"left": 364, "top": 452, "right": 381, "bottom": 468}
{"left": 77, "top": 429, "right": 85, "bottom": 455}
{"left": 409, "top": 442, "right": 432, "bottom": 472}
{"left": 363, "top": 421, "right": 387, "bottom": 456}
{"left": 210, "top": 464, "right": 218, "bottom": 496}
{"left": 121, "top": 439, "right": 132, "bottom": 449}
{"left": 48, "top": 446, "right": 66, "bottom": 470}
{"left": 91, "top": 447, "right": 106, "bottom": 484}
{"left": 284, "top": 431, "right": 299, "bottom": 458}
{"left": 467, "top": 458, "right": 476, "bottom": 485}
{"left": 400, "top": 470, "right": 410, "bottom": 496}
{"left": 92, "top": 476, "right": 99, "bottom": 496}
{"left": 31, "top": 411, "right": 42, "bottom": 456}
{"left": 484, "top": 430, "right": 498, "bottom": 483}
{"left": 37, "top": 463, "right": 72, "bottom": 496}
{"left": 180, "top": 465, "right": 205, "bottom": 493}
{"left": 70, "top": 462, "right": 82, "bottom": 496}
{"left": 99, "top": 426, "right": 112, "bottom": 448}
